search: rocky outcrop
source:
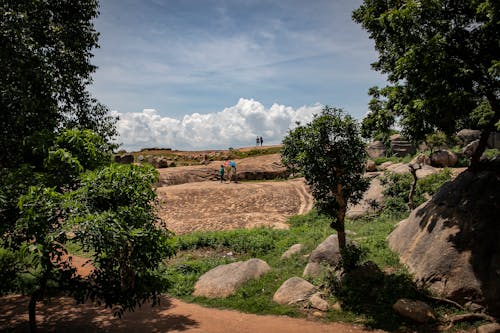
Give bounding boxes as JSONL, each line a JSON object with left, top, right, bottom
{"left": 389, "top": 134, "right": 416, "bottom": 157}
{"left": 273, "top": 277, "right": 316, "bottom": 305}
{"left": 388, "top": 160, "right": 500, "bottom": 316}
{"left": 411, "top": 154, "right": 431, "bottom": 166}
{"left": 457, "top": 129, "right": 481, "bottom": 146}
{"left": 347, "top": 176, "right": 383, "bottom": 219}
{"left": 430, "top": 150, "right": 458, "bottom": 167}
{"left": 393, "top": 299, "right": 436, "bottom": 323}
{"left": 193, "top": 259, "right": 271, "bottom": 298}
{"left": 367, "top": 141, "right": 386, "bottom": 159}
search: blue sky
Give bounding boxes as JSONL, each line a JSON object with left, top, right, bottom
{"left": 89, "top": 0, "right": 386, "bottom": 151}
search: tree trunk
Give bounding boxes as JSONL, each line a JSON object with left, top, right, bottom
{"left": 29, "top": 295, "right": 37, "bottom": 333}
{"left": 408, "top": 164, "right": 419, "bottom": 211}
{"left": 336, "top": 208, "right": 347, "bottom": 250}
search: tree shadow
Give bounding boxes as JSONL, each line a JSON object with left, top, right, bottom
{"left": 0, "top": 294, "right": 199, "bottom": 332}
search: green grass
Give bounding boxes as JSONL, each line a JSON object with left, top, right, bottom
{"left": 160, "top": 207, "right": 480, "bottom": 331}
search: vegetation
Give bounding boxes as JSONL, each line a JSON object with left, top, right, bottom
{"left": 361, "top": 86, "right": 397, "bottom": 143}
{"left": 353, "top": 0, "right": 499, "bottom": 168}
{"left": 1, "top": 1, "right": 173, "bottom": 331}
{"left": 281, "top": 106, "right": 369, "bottom": 249}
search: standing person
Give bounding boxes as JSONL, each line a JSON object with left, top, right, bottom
{"left": 219, "top": 164, "right": 225, "bottom": 183}
{"left": 230, "top": 160, "right": 237, "bottom": 182}
{"left": 260, "top": 136, "right": 263, "bottom": 146}
{"left": 256, "top": 136, "right": 260, "bottom": 146}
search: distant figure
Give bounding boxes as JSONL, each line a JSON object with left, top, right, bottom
{"left": 230, "top": 160, "right": 237, "bottom": 182}
{"left": 219, "top": 164, "right": 225, "bottom": 183}
{"left": 256, "top": 136, "right": 260, "bottom": 146}
{"left": 260, "top": 136, "right": 263, "bottom": 146}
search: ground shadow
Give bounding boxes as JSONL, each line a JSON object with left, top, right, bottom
{"left": 0, "top": 294, "right": 199, "bottom": 332}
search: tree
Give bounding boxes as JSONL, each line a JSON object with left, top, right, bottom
{"left": 353, "top": 0, "right": 499, "bottom": 168}
{"left": 281, "top": 107, "right": 369, "bottom": 249}
{"left": 1, "top": 0, "right": 117, "bottom": 169}
{"left": 361, "top": 86, "right": 396, "bottom": 143}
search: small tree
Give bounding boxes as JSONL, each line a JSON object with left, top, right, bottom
{"left": 281, "top": 107, "right": 369, "bottom": 249}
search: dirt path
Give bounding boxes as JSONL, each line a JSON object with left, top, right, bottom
{"left": 157, "top": 178, "right": 313, "bottom": 234}
{"left": 1, "top": 295, "right": 381, "bottom": 333}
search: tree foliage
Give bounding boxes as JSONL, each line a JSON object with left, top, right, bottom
{"left": 361, "top": 86, "right": 396, "bottom": 143}
{"left": 281, "top": 107, "right": 369, "bottom": 249}
{"left": 1, "top": 0, "right": 117, "bottom": 169}
{"left": 353, "top": 0, "right": 499, "bottom": 167}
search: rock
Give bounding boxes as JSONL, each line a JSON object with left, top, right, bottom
{"left": 387, "top": 160, "right": 500, "bottom": 316}
{"left": 430, "top": 150, "right": 458, "bottom": 167}
{"left": 346, "top": 261, "right": 383, "bottom": 282}
{"left": 312, "top": 311, "right": 324, "bottom": 318}
{"left": 390, "top": 137, "right": 416, "bottom": 157}
{"left": 366, "top": 160, "right": 377, "bottom": 172}
{"left": 463, "top": 139, "right": 480, "bottom": 157}
{"left": 411, "top": 153, "right": 431, "bottom": 166}
{"left": 193, "top": 258, "right": 271, "bottom": 298}
{"left": 464, "top": 301, "right": 483, "bottom": 312}
{"left": 389, "top": 133, "right": 402, "bottom": 141}
{"left": 477, "top": 323, "right": 500, "bottom": 333}
{"left": 367, "top": 141, "right": 386, "bottom": 159}
{"left": 347, "top": 177, "right": 384, "bottom": 218}
{"left": 386, "top": 163, "right": 410, "bottom": 174}
{"left": 488, "top": 132, "right": 500, "bottom": 150}
{"left": 331, "top": 302, "right": 342, "bottom": 311}
{"left": 302, "top": 262, "right": 324, "bottom": 278}
{"left": 273, "top": 277, "right": 316, "bottom": 305}
{"left": 137, "top": 154, "right": 144, "bottom": 162}
{"left": 393, "top": 298, "right": 436, "bottom": 323}
{"left": 153, "top": 157, "right": 169, "bottom": 168}
{"left": 415, "top": 165, "right": 439, "bottom": 178}
{"left": 114, "top": 155, "right": 121, "bottom": 163}
{"left": 308, "top": 234, "right": 341, "bottom": 265}
{"left": 457, "top": 129, "right": 481, "bottom": 145}
{"left": 309, "top": 292, "right": 329, "bottom": 311}
{"left": 379, "top": 161, "right": 394, "bottom": 170}
{"left": 281, "top": 244, "right": 304, "bottom": 260}
{"left": 120, "top": 154, "right": 134, "bottom": 164}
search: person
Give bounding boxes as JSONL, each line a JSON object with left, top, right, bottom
{"left": 230, "top": 160, "right": 237, "bottom": 182}
{"left": 219, "top": 164, "right": 225, "bottom": 183}
{"left": 260, "top": 136, "right": 263, "bottom": 146}
{"left": 256, "top": 136, "right": 260, "bottom": 146}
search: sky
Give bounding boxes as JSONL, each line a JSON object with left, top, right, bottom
{"left": 89, "top": 0, "right": 386, "bottom": 151}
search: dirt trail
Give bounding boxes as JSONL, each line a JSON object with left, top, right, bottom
{"left": 1, "top": 295, "right": 381, "bottom": 333}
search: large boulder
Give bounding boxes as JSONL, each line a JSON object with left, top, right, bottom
{"left": 393, "top": 299, "right": 436, "bottom": 323}
{"left": 347, "top": 177, "right": 384, "bottom": 219}
{"left": 119, "top": 154, "right": 134, "bottom": 164}
{"left": 388, "top": 160, "right": 500, "bottom": 316}
{"left": 273, "top": 277, "right": 316, "bottom": 305}
{"left": 193, "top": 259, "right": 271, "bottom": 298}
{"left": 457, "top": 129, "right": 481, "bottom": 146}
{"left": 367, "top": 141, "right": 386, "bottom": 159}
{"left": 303, "top": 234, "right": 342, "bottom": 277}
{"left": 430, "top": 150, "right": 458, "bottom": 167}
{"left": 389, "top": 135, "right": 416, "bottom": 157}
{"left": 281, "top": 244, "right": 304, "bottom": 260}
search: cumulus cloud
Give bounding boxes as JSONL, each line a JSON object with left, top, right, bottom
{"left": 114, "top": 98, "right": 323, "bottom": 151}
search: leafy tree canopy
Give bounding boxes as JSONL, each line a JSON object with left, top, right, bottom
{"left": 281, "top": 107, "right": 369, "bottom": 249}
{"left": 353, "top": 0, "right": 499, "bottom": 165}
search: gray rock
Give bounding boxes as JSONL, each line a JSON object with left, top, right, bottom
{"left": 347, "top": 177, "right": 383, "bottom": 218}
{"left": 411, "top": 153, "right": 431, "bottom": 166}
{"left": 193, "top": 258, "right": 271, "bottom": 298}
{"left": 120, "top": 154, "right": 134, "bottom": 164}
{"left": 430, "top": 150, "right": 458, "bottom": 167}
{"left": 302, "top": 262, "right": 325, "bottom": 278}
{"left": 463, "top": 139, "right": 480, "bottom": 157}
{"left": 366, "top": 159, "right": 377, "bottom": 172}
{"left": 307, "top": 234, "right": 341, "bottom": 267}
{"left": 308, "top": 292, "right": 330, "bottom": 311}
{"left": 457, "top": 129, "right": 481, "bottom": 145}
{"left": 281, "top": 244, "right": 304, "bottom": 260}
{"left": 393, "top": 298, "right": 436, "bottom": 323}
{"left": 388, "top": 160, "right": 500, "bottom": 316}
{"left": 273, "top": 277, "right": 316, "bottom": 305}
{"left": 367, "top": 141, "right": 386, "bottom": 159}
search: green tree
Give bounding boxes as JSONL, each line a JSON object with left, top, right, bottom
{"left": 1, "top": 0, "right": 117, "bottom": 169}
{"left": 281, "top": 107, "right": 369, "bottom": 249}
{"left": 361, "top": 86, "right": 396, "bottom": 143}
{"left": 353, "top": 0, "right": 499, "bottom": 168}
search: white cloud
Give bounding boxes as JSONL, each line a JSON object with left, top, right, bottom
{"left": 114, "top": 98, "right": 323, "bottom": 151}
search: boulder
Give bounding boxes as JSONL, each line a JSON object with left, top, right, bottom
{"left": 367, "top": 141, "right": 386, "bottom": 159}
{"left": 153, "top": 157, "right": 169, "bottom": 168}
{"left": 366, "top": 160, "right": 377, "bottom": 172}
{"left": 302, "top": 262, "right": 325, "bottom": 278}
{"left": 430, "top": 150, "right": 458, "bottom": 167}
{"left": 477, "top": 323, "right": 500, "bottom": 333}
{"left": 137, "top": 154, "right": 145, "bottom": 162}
{"left": 393, "top": 298, "right": 436, "bottom": 323}
{"left": 463, "top": 139, "right": 480, "bottom": 157}
{"left": 273, "top": 277, "right": 316, "bottom": 305}
{"left": 305, "top": 234, "right": 341, "bottom": 271}
{"left": 120, "top": 154, "right": 134, "bottom": 164}
{"left": 281, "top": 244, "right": 304, "bottom": 260}
{"left": 193, "top": 259, "right": 271, "bottom": 298}
{"left": 388, "top": 160, "right": 500, "bottom": 316}
{"left": 114, "top": 155, "right": 121, "bottom": 163}
{"left": 308, "top": 292, "right": 330, "bottom": 311}
{"left": 416, "top": 165, "right": 439, "bottom": 178}
{"left": 411, "top": 153, "right": 431, "bottom": 166}
{"left": 379, "top": 161, "right": 394, "bottom": 170}
{"left": 457, "top": 129, "right": 481, "bottom": 146}
{"left": 390, "top": 137, "right": 416, "bottom": 157}
{"left": 347, "top": 177, "right": 383, "bottom": 218}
